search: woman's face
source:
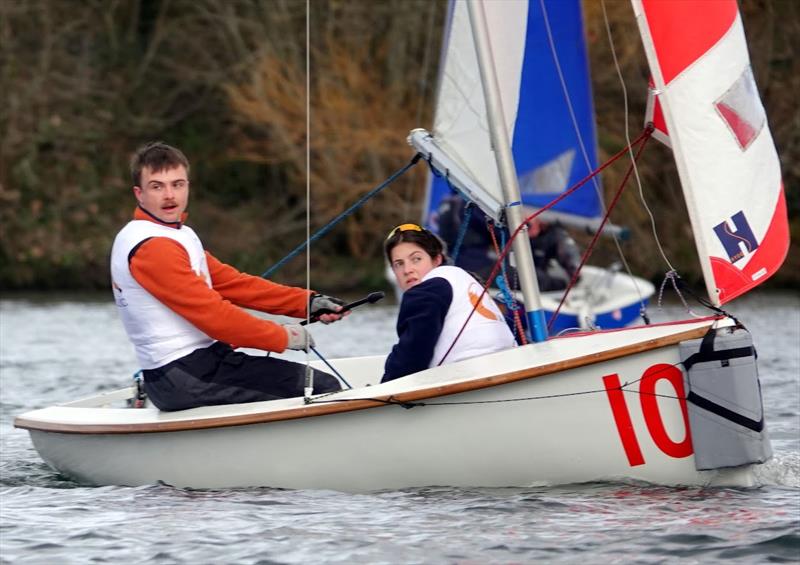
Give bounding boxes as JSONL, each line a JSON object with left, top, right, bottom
{"left": 390, "top": 242, "right": 442, "bottom": 291}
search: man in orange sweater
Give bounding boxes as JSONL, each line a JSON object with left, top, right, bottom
{"left": 111, "top": 141, "right": 345, "bottom": 411}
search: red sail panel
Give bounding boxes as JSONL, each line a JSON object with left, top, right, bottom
{"left": 640, "top": 0, "right": 738, "bottom": 86}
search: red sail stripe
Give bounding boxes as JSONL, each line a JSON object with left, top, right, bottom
{"left": 641, "top": 0, "right": 738, "bottom": 86}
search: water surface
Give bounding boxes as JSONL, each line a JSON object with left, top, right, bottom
{"left": 1, "top": 291, "right": 798, "bottom": 563}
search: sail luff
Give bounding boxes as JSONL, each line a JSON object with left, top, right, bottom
{"left": 631, "top": 0, "right": 719, "bottom": 303}
{"left": 467, "top": 0, "right": 547, "bottom": 342}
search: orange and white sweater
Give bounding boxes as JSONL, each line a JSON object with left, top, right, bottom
{"left": 110, "top": 207, "right": 311, "bottom": 369}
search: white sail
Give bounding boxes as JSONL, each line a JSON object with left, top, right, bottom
{"left": 432, "top": 0, "right": 528, "bottom": 218}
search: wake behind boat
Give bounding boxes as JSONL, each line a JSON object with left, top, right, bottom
{"left": 15, "top": 0, "right": 787, "bottom": 490}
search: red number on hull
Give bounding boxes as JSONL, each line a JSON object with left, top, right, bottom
{"left": 640, "top": 364, "right": 693, "bottom": 459}
{"left": 603, "top": 374, "right": 645, "bottom": 467}
{"left": 604, "top": 364, "right": 693, "bottom": 467}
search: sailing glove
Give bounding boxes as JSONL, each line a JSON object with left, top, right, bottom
{"left": 284, "top": 323, "right": 315, "bottom": 351}
{"left": 309, "top": 293, "right": 346, "bottom": 324}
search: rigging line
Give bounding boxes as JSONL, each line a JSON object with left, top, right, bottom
{"left": 304, "top": 0, "right": 313, "bottom": 398}
{"left": 450, "top": 195, "right": 473, "bottom": 262}
{"left": 487, "top": 220, "right": 526, "bottom": 344}
{"left": 602, "top": 1, "right": 674, "bottom": 273}
{"left": 307, "top": 357, "right": 694, "bottom": 408}
{"left": 548, "top": 127, "right": 653, "bottom": 331}
{"left": 539, "top": 0, "right": 605, "bottom": 215}
{"left": 658, "top": 270, "right": 702, "bottom": 319}
{"left": 310, "top": 346, "right": 353, "bottom": 389}
{"left": 261, "top": 154, "right": 423, "bottom": 279}
{"left": 539, "top": 0, "right": 643, "bottom": 309}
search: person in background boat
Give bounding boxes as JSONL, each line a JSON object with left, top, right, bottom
{"left": 382, "top": 224, "right": 516, "bottom": 382}
{"left": 524, "top": 211, "right": 582, "bottom": 292}
{"left": 110, "top": 141, "right": 347, "bottom": 411}
{"left": 437, "top": 195, "right": 582, "bottom": 291}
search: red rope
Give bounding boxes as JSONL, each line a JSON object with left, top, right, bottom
{"left": 547, "top": 127, "right": 654, "bottom": 331}
{"left": 436, "top": 127, "right": 652, "bottom": 365}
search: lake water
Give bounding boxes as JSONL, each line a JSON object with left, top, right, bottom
{"left": 1, "top": 291, "right": 798, "bottom": 563}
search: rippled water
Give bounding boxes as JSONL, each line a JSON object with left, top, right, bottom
{"left": 1, "top": 291, "right": 798, "bottom": 564}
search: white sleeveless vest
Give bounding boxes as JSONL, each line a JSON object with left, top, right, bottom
{"left": 425, "top": 266, "right": 516, "bottom": 367}
{"left": 110, "top": 220, "right": 214, "bottom": 369}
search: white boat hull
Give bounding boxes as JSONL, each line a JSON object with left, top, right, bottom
{"left": 17, "top": 319, "right": 759, "bottom": 490}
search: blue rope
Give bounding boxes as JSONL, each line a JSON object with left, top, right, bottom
{"left": 494, "top": 274, "right": 516, "bottom": 311}
{"left": 450, "top": 199, "right": 473, "bottom": 262}
{"left": 491, "top": 224, "right": 526, "bottom": 343}
{"left": 310, "top": 346, "right": 352, "bottom": 389}
{"left": 262, "top": 154, "right": 423, "bottom": 278}
{"left": 495, "top": 226, "right": 517, "bottom": 312}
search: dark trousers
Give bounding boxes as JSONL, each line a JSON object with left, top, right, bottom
{"left": 143, "top": 341, "right": 341, "bottom": 411}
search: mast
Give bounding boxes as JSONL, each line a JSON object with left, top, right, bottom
{"left": 467, "top": 0, "right": 548, "bottom": 342}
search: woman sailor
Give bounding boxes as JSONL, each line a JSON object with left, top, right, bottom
{"left": 382, "top": 224, "right": 516, "bottom": 382}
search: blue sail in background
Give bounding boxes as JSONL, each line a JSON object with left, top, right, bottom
{"left": 424, "top": 0, "right": 600, "bottom": 230}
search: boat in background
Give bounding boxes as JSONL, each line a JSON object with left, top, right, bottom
{"left": 405, "top": 0, "right": 654, "bottom": 331}
{"left": 15, "top": 0, "right": 787, "bottom": 491}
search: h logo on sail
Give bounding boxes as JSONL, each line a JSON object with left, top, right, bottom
{"left": 713, "top": 211, "right": 759, "bottom": 264}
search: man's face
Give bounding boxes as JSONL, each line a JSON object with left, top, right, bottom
{"left": 133, "top": 165, "right": 189, "bottom": 223}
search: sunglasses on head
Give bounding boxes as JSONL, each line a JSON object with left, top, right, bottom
{"left": 386, "top": 223, "right": 424, "bottom": 241}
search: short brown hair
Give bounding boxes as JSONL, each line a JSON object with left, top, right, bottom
{"left": 130, "top": 141, "right": 190, "bottom": 186}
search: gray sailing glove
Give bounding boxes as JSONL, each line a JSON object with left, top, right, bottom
{"left": 309, "top": 293, "right": 346, "bottom": 323}
{"left": 284, "top": 324, "right": 315, "bottom": 351}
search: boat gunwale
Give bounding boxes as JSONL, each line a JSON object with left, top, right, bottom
{"left": 14, "top": 319, "right": 716, "bottom": 435}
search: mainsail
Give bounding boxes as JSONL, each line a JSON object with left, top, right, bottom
{"left": 422, "top": 0, "right": 601, "bottom": 231}
{"left": 633, "top": 0, "right": 789, "bottom": 306}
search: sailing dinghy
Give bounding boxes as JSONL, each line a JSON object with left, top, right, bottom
{"left": 15, "top": 0, "right": 787, "bottom": 491}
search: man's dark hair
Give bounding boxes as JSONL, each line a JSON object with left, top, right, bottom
{"left": 130, "top": 141, "right": 190, "bottom": 186}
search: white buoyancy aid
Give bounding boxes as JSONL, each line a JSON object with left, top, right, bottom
{"left": 110, "top": 220, "right": 215, "bottom": 369}
{"left": 425, "top": 266, "right": 516, "bottom": 367}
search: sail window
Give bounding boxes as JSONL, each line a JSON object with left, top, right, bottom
{"left": 518, "top": 148, "right": 575, "bottom": 195}
{"left": 713, "top": 66, "right": 766, "bottom": 151}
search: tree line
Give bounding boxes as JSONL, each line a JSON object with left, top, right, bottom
{"left": 1, "top": 0, "right": 797, "bottom": 294}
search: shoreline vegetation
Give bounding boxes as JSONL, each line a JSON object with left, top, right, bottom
{"left": 1, "top": 1, "right": 797, "bottom": 294}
